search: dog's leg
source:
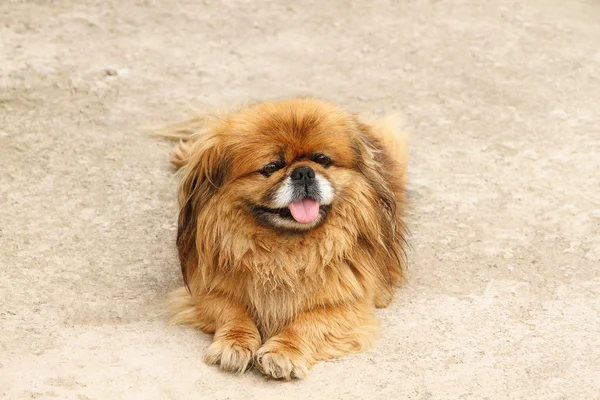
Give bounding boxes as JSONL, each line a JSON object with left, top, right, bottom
{"left": 167, "top": 287, "right": 261, "bottom": 374}
{"left": 255, "top": 299, "right": 378, "bottom": 380}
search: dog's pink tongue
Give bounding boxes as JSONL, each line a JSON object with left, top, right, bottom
{"left": 288, "top": 198, "right": 320, "bottom": 224}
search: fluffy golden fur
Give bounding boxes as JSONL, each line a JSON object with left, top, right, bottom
{"left": 162, "top": 97, "right": 408, "bottom": 380}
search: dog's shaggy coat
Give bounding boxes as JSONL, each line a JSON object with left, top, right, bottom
{"left": 163, "top": 98, "right": 408, "bottom": 379}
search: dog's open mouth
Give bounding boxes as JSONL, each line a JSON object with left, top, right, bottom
{"left": 252, "top": 202, "right": 331, "bottom": 228}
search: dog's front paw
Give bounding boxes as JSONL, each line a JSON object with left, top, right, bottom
{"left": 205, "top": 333, "right": 260, "bottom": 374}
{"left": 255, "top": 342, "right": 310, "bottom": 380}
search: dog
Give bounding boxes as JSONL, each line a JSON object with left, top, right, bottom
{"left": 161, "top": 97, "right": 408, "bottom": 380}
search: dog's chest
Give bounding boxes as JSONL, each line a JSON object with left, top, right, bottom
{"left": 237, "top": 242, "right": 357, "bottom": 338}
{"left": 243, "top": 264, "right": 315, "bottom": 339}
{"left": 247, "top": 287, "right": 301, "bottom": 339}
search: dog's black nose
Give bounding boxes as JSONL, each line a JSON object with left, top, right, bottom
{"left": 290, "top": 166, "right": 315, "bottom": 182}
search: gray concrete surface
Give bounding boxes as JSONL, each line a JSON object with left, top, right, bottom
{"left": 1, "top": 0, "right": 599, "bottom": 399}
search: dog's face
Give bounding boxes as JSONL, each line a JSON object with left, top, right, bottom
{"left": 215, "top": 102, "right": 364, "bottom": 232}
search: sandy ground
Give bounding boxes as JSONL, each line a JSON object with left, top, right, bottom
{"left": 1, "top": 0, "right": 600, "bottom": 399}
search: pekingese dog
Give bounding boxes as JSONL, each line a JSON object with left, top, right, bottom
{"left": 162, "top": 97, "right": 408, "bottom": 380}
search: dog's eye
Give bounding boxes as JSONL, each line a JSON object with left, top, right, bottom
{"left": 260, "top": 162, "right": 281, "bottom": 176}
{"left": 312, "top": 154, "right": 333, "bottom": 167}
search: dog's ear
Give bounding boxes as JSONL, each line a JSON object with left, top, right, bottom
{"left": 176, "top": 134, "right": 228, "bottom": 290}
{"left": 354, "top": 120, "right": 398, "bottom": 226}
{"left": 354, "top": 117, "right": 407, "bottom": 285}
